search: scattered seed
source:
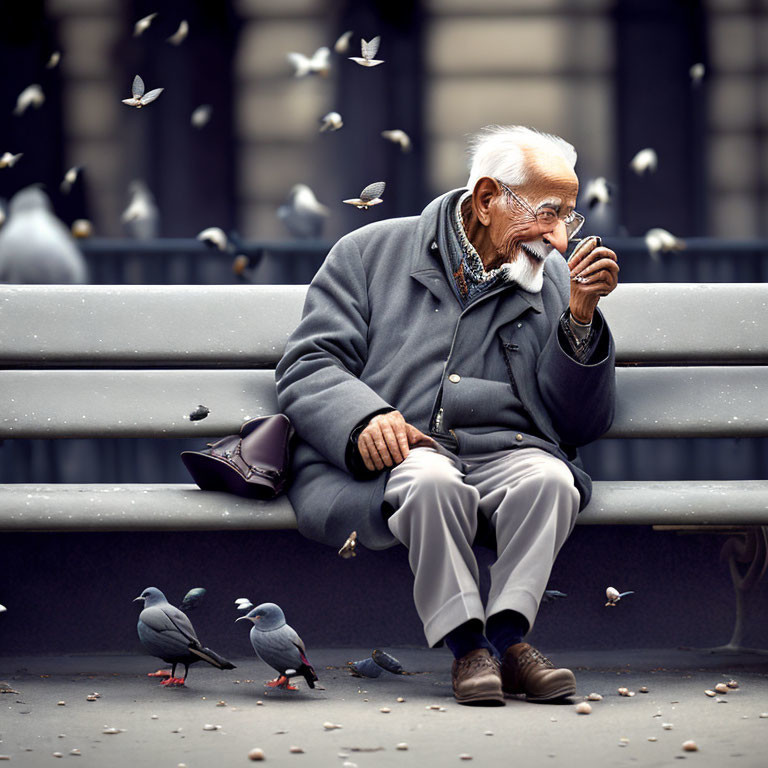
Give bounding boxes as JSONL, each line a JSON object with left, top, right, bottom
{"left": 57, "top": 701, "right": 66, "bottom": 706}
{"left": 484, "top": 731, "right": 494, "bottom": 736}
{"left": 289, "top": 746, "right": 304, "bottom": 753}
{"left": 648, "top": 737, "right": 657, "bottom": 742}
{"left": 662, "top": 723, "right": 674, "bottom": 730}
{"left": 759, "top": 713, "right": 768, "bottom": 718}
{"left": 216, "top": 700, "right": 227, "bottom": 707}
{"left": 550, "top": 717, "right": 557, "bottom": 722}
{"left": 715, "top": 683, "right": 728, "bottom": 694}
{"left": 323, "top": 722, "right": 342, "bottom": 730}
{"left": 617, "top": 687, "right": 630, "bottom": 696}
{"left": 102, "top": 728, "right": 123, "bottom": 735}
{"left": 726, "top": 680, "right": 739, "bottom": 689}
{"left": 171, "top": 728, "right": 183, "bottom": 733}
{"left": 439, "top": 707, "right": 447, "bottom": 712}
{"left": 380, "top": 707, "right": 391, "bottom": 714}
{"left": 704, "top": 690, "right": 716, "bottom": 697}
{"left": 53, "top": 753, "right": 63, "bottom": 758}
{"left": 70, "top": 749, "right": 81, "bottom": 756}
{"left": 682, "top": 740, "right": 698, "bottom": 752}
{"left": 639, "top": 686, "right": 649, "bottom": 693}
{"left": 202, "top": 724, "right": 221, "bottom": 731}
{"left": 0, "top": 757, "right": 10, "bottom": 761}
{"left": 257, "top": 701, "right": 264, "bottom": 706}
{"left": 587, "top": 693, "right": 603, "bottom": 701}
{"left": 575, "top": 702, "right": 592, "bottom": 715}
{"left": 58, "top": 734, "right": 66, "bottom": 739}
{"left": 619, "top": 738, "right": 630, "bottom": 744}
{"left": 248, "top": 748, "right": 265, "bottom": 761}
{"left": 716, "top": 697, "right": 728, "bottom": 703}
{"left": 459, "top": 755, "right": 473, "bottom": 761}
{"left": 151, "top": 714, "right": 159, "bottom": 719}
{"left": 342, "top": 763, "right": 358, "bottom": 768}
{"left": 396, "top": 697, "right": 406, "bottom": 703}
{"left": 396, "top": 743, "right": 408, "bottom": 750}
{"left": 86, "top": 695, "right": 98, "bottom": 701}
{"left": 427, "top": 704, "right": 441, "bottom": 710}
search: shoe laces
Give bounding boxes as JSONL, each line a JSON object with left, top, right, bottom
{"left": 459, "top": 653, "right": 499, "bottom": 673}
{"left": 519, "top": 646, "right": 555, "bottom": 669}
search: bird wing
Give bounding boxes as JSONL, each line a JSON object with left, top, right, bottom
{"left": 251, "top": 627, "right": 303, "bottom": 673}
{"left": 618, "top": 591, "right": 634, "bottom": 598}
{"left": 131, "top": 75, "right": 145, "bottom": 98}
{"left": 142, "top": 603, "right": 201, "bottom": 645}
{"left": 140, "top": 88, "right": 163, "bottom": 106}
{"left": 362, "top": 36, "right": 380, "bottom": 60}
{"left": 360, "top": 181, "right": 385, "bottom": 202}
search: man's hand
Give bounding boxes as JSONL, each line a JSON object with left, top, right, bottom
{"left": 567, "top": 236, "right": 619, "bottom": 324}
{"left": 358, "top": 410, "right": 434, "bottom": 471}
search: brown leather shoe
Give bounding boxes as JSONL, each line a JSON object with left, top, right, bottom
{"left": 500, "top": 643, "right": 576, "bottom": 701}
{"left": 451, "top": 648, "right": 504, "bottom": 706}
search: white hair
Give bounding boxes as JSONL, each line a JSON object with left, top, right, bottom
{"left": 466, "top": 125, "right": 577, "bottom": 190}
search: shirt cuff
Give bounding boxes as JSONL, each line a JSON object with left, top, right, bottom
{"left": 559, "top": 310, "right": 597, "bottom": 363}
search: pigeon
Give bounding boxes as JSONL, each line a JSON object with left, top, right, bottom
{"left": 235, "top": 598, "right": 254, "bottom": 612}
{"left": 277, "top": 184, "right": 329, "bottom": 239}
{"left": 134, "top": 586, "right": 235, "bottom": 686}
{"left": 133, "top": 12, "right": 158, "bottom": 37}
{"left": 0, "top": 186, "right": 87, "bottom": 284}
{"left": 178, "top": 587, "right": 206, "bottom": 612}
{"left": 583, "top": 177, "right": 611, "bottom": 209}
{"left": 690, "top": 62, "right": 705, "bottom": 85}
{"left": 644, "top": 227, "right": 685, "bottom": 260}
{"left": 46, "top": 51, "right": 61, "bottom": 69}
{"left": 349, "top": 649, "right": 404, "bottom": 677}
{"left": 542, "top": 589, "right": 568, "bottom": 603}
{"left": 60, "top": 166, "right": 81, "bottom": 195}
{"left": 286, "top": 47, "right": 330, "bottom": 78}
{"left": 343, "top": 181, "right": 385, "bottom": 210}
{"left": 236, "top": 602, "right": 318, "bottom": 690}
{"left": 0, "top": 152, "right": 23, "bottom": 169}
{"left": 381, "top": 129, "right": 411, "bottom": 152}
{"left": 349, "top": 36, "right": 384, "bottom": 67}
{"left": 13, "top": 84, "right": 44, "bottom": 116}
{"left": 167, "top": 19, "right": 189, "bottom": 46}
{"left": 191, "top": 104, "right": 212, "bottom": 128}
{"left": 334, "top": 30, "right": 354, "bottom": 54}
{"left": 630, "top": 148, "right": 657, "bottom": 176}
{"left": 122, "top": 180, "right": 159, "bottom": 239}
{"left": 338, "top": 531, "right": 357, "bottom": 558}
{"left": 604, "top": 586, "right": 634, "bottom": 607}
{"left": 319, "top": 111, "right": 343, "bottom": 132}
{"left": 197, "top": 227, "right": 229, "bottom": 251}
{"left": 122, "top": 75, "right": 164, "bottom": 108}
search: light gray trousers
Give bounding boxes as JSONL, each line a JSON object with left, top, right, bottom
{"left": 384, "top": 446, "right": 580, "bottom": 647}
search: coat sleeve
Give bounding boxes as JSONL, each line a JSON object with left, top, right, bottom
{"left": 275, "top": 235, "right": 393, "bottom": 472}
{"left": 535, "top": 259, "right": 616, "bottom": 446}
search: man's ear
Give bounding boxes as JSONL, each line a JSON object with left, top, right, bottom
{"left": 471, "top": 177, "right": 502, "bottom": 227}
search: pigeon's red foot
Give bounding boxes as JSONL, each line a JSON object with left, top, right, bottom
{"left": 266, "top": 675, "right": 298, "bottom": 690}
{"left": 160, "top": 677, "right": 186, "bottom": 687}
{"left": 148, "top": 669, "right": 172, "bottom": 678}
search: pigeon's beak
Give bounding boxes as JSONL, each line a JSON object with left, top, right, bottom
{"left": 235, "top": 616, "right": 250, "bottom": 623}
{"left": 133, "top": 596, "right": 144, "bottom": 602}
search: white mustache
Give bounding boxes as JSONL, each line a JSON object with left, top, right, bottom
{"left": 518, "top": 239, "right": 551, "bottom": 262}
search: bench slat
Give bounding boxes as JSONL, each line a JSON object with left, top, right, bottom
{"left": 0, "top": 481, "right": 766, "bottom": 531}
{"left": 2, "top": 366, "right": 768, "bottom": 439}
{"left": 2, "top": 283, "right": 768, "bottom": 365}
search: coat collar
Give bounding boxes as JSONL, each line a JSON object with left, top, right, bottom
{"left": 409, "top": 188, "right": 545, "bottom": 316}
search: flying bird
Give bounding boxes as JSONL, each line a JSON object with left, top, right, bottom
{"left": 46, "top": 51, "right": 61, "bottom": 69}
{"left": 188, "top": 405, "right": 210, "bottom": 421}
{"left": 343, "top": 181, "right": 385, "bottom": 210}
{"left": 236, "top": 602, "right": 318, "bottom": 690}
{"left": 605, "top": 586, "right": 634, "bottom": 607}
{"left": 0, "top": 152, "right": 23, "bottom": 169}
{"left": 583, "top": 177, "right": 611, "bottom": 209}
{"left": 122, "top": 75, "right": 164, "bottom": 108}
{"left": 122, "top": 180, "right": 159, "bottom": 239}
{"left": 277, "top": 184, "right": 329, "bottom": 239}
{"left": 178, "top": 587, "right": 206, "bottom": 612}
{"left": 334, "top": 30, "right": 354, "bottom": 54}
{"left": 196, "top": 227, "right": 229, "bottom": 251}
{"left": 0, "top": 186, "right": 87, "bottom": 284}
{"left": 542, "top": 589, "right": 568, "bottom": 603}
{"left": 235, "top": 598, "right": 254, "bottom": 612}
{"left": 630, "top": 148, "right": 657, "bottom": 176}
{"left": 690, "top": 62, "right": 705, "bottom": 85}
{"left": 191, "top": 104, "right": 212, "bottom": 128}
{"left": 286, "top": 47, "right": 331, "bottom": 77}
{"left": 338, "top": 531, "right": 357, "bottom": 558}
{"left": 319, "top": 111, "right": 343, "bottom": 132}
{"left": 349, "top": 36, "right": 384, "bottom": 67}
{"left": 135, "top": 587, "right": 235, "bottom": 686}
{"left": 13, "top": 84, "right": 44, "bottom": 116}
{"left": 60, "top": 166, "right": 81, "bottom": 195}
{"left": 133, "top": 12, "right": 158, "bottom": 37}
{"left": 644, "top": 227, "right": 686, "bottom": 259}
{"left": 167, "top": 19, "right": 189, "bottom": 45}
{"left": 381, "top": 129, "right": 411, "bottom": 152}
{"left": 0, "top": 604, "right": 6, "bottom": 613}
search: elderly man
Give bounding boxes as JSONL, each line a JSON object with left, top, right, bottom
{"left": 276, "top": 125, "right": 619, "bottom": 706}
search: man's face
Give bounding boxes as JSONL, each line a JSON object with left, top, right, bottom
{"left": 485, "top": 151, "right": 579, "bottom": 270}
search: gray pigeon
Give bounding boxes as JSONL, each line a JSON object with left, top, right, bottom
{"left": 236, "top": 602, "right": 318, "bottom": 690}
{"left": 277, "top": 184, "right": 328, "bottom": 239}
{"left": 134, "top": 586, "right": 235, "bottom": 686}
{"left": 0, "top": 186, "right": 87, "bottom": 284}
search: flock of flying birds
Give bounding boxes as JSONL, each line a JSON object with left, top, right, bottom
{"left": 0, "top": 17, "right": 704, "bottom": 258}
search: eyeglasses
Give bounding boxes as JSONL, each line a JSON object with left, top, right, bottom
{"left": 497, "top": 180, "right": 585, "bottom": 241}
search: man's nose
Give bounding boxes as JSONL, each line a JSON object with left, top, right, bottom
{"left": 542, "top": 220, "right": 569, "bottom": 254}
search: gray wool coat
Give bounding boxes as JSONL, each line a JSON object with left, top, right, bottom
{"left": 275, "top": 189, "right": 616, "bottom": 550}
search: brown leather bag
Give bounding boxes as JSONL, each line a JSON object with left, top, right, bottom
{"left": 181, "top": 414, "right": 294, "bottom": 499}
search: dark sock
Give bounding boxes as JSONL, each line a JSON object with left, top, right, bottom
{"left": 443, "top": 619, "right": 494, "bottom": 660}
{"left": 486, "top": 610, "right": 529, "bottom": 656}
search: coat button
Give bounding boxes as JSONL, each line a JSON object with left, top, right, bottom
{"left": 515, "top": 433, "right": 523, "bottom": 441}
{"left": 517, "top": 322, "right": 523, "bottom": 328}
{"left": 448, "top": 373, "right": 461, "bottom": 383}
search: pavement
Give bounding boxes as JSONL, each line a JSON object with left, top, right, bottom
{"left": 1, "top": 647, "right": 768, "bottom": 767}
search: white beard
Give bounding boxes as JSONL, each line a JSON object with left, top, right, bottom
{"left": 499, "top": 240, "right": 550, "bottom": 293}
